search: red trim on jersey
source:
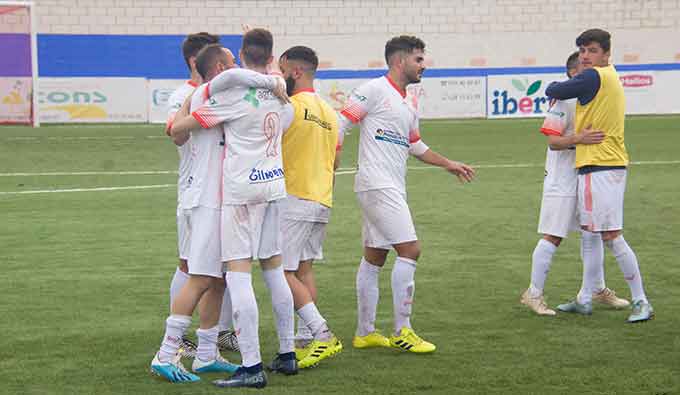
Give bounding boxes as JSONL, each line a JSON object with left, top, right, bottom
{"left": 192, "top": 109, "right": 214, "bottom": 129}
{"left": 204, "top": 83, "right": 211, "bottom": 100}
{"left": 187, "top": 80, "right": 199, "bottom": 88}
{"left": 409, "top": 129, "right": 422, "bottom": 144}
{"left": 292, "top": 88, "right": 315, "bottom": 95}
{"left": 340, "top": 108, "right": 360, "bottom": 124}
{"left": 385, "top": 75, "right": 406, "bottom": 98}
{"left": 540, "top": 127, "right": 562, "bottom": 136}
{"left": 165, "top": 119, "right": 173, "bottom": 136}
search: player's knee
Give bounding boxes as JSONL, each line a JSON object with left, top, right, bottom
{"left": 395, "top": 241, "right": 420, "bottom": 261}
{"left": 178, "top": 259, "right": 189, "bottom": 273}
{"left": 543, "top": 234, "right": 562, "bottom": 247}
{"left": 601, "top": 230, "right": 621, "bottom": 242}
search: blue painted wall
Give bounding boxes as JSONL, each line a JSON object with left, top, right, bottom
{"left": 35, "top": 34, "right": 680, "bottom": 79}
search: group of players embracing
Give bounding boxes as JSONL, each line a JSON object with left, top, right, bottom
{"left": 150, "top": 28, "right": 474, "bottom": 389}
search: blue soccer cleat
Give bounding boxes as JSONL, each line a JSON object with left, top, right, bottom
{"left": 557, "top": 300, "right": 593, "bottom": 315}
{"left": 627, "top": 300, "right": 654, "bottom": 323}
{"left": 192, "top": 353, "right": 240, "bottom": 374}
{"left": 150, "top": 353, "right": 200, "bottom": 383}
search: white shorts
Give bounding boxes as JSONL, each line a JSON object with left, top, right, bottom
{"left": 537, "top": 195, "right": 579, "bottom": 238}
{"left": 356, "top": 188, "right": 417, "bottom": 250}
{"left": 221, "top": 201, "right": 281, "bottom": 262}
{"left": 176, "top": 205, "right": 191, "bottom": 260}
{"left": 281, "top": 218, "right": 327, "bottom": 271}
{"left": 578, "top": 169, "right": 626, "bottom": 232}
{"left": 187, "top": 206, "right": 223, "bottom": 278}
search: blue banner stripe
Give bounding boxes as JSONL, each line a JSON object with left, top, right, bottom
{"left": 35, "top": 34, "right": 680, "bottom": 78}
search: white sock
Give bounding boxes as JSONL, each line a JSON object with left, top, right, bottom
{"left": 169, "top": 268, "right": 189, "bottom": 309}
{"left": 218, "top": 284, "right": 233, "bottom": 332}
{"left": 295, "top": 313, "right": 313, "bottom": 341}
{"left": 606, "top": 236, "right": 648, "bottom": 303}
{"left": 392, "top": 256, "right": 416, "bottom": 335}
{"left": 226, "top": 271, "right": 261, "bottom": 367}
{"left": 356, "top": 257, "right": 381, "bottom": 337}
{"left": 158, "top": 314, "right": 191, "bottom": 363}
{"left": 262, "top": 265, "right": 295, "bottom": 354}
{"left": 578, "top": 230, "right": 605, "bottom": 304}
{"left": 529, "top": 239, "right": 557, "bottom": 297}
{"left": 196, "top": 325, "right": 219, "bottom": 362}
{"left": 297, "top": 302, "right": 331, "bottom": 341}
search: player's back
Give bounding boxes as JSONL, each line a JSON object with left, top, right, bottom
{"left": 213, "top": 86, "right": 293, "bottom": 205}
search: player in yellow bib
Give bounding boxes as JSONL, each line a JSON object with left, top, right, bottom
{"left": 545, "top": 29, "right": 653, "bottom": 323}
{"left": 276, "top": 46, "right": 344, "bottom": 369}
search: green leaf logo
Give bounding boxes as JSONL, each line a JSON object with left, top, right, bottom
{"left": 526, "top": 80, "right": 542, "bottom": 96}
{"left": 511, "top": 79, "right": 526, "bottom": 92}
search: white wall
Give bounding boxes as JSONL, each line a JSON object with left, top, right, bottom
{"left": 24, "top": 0, "right": 680, "bottom": 68}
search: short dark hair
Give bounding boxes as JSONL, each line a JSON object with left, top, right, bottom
{"left": 576, "top": 28, "right": 611, "bottom": 53}
{"left": 241, "top": 28, "right": 273, "bottom": 67}
{"left": 182, "top": 32, "right": 220, "bottom": 71}
{"left": 195, "top": 44, "right": 227, "bottom": 80}
{"left": 566, "top": 51, "right": 579, "bottom": 77}
{"left": 384, "top": 35, "right": 425, "bottom": 65}
{"left": 280, "top": 46, "right": 319, "bottom": 73}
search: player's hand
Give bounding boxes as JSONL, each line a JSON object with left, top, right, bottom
{"left": 272, "top": 76, "right": 290, "bottom": 104}
{"left": 579, "top": 124, "right": 605, "bottom": 145}
{"left": 445, "top": 160, "right": 475, "bottom": 183}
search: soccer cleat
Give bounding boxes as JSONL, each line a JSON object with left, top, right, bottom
{"left": 178, "top": 336, "right": 197, "bottom": 358}
{"left": 217, "top": 330, "right": 239, "bottom": 352}
{"left": 213, "top": 367, "right": 267, "bottom": 389}
{"left": 389, "top": 327, "right": 436, "bottom": 353}
{"left": 520, "top": 289, "right": 556, "bottom": 316}
{"left": 557, "top": 300, "right": 593, "bottom": 315}
{"left": 150, "top": 353, "right": 200, "bottom": 383}
{"left": 192, "top": 353, "right": 240, "bottom": 374}
{"left": 352, "top": 331, "right": 390, "bottom": 349}
{"left": 592, "top": 288, "right": 630, "bottom": 309}
{"left": 266, "top": 352, "right": 298, "bottom": 375}
{"left": 297, "top": 336, "right": 343, "bottom": 369}
{"left": 294, "top": 339, "right": 313, "bottom": 361}
{"left": 627, "top": 300, "right": 654, "bottom": 323}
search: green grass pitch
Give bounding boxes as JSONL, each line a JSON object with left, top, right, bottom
{"left": 1, "top": 116, "right": 679, "bottom": 394}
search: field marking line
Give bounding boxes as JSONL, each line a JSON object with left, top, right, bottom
{"left": 0, "top": 184, "right": 174, "bottom": 195}
{"left": 2, "top": 160, "right": 679, "bottom": 178}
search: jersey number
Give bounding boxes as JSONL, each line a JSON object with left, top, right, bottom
{"left": 263, "top": 112, "right": 281, "bottom": 158}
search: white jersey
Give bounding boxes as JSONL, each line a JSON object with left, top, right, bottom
{"left": 540, "top": 98, "right": 578, "bottom": 197}
{"left": 181, "top": 83, "right": 225, "bottom": 209}
{"left": 339, "top": 76, "right": 429, "bottom": 193}
{"left": 192, "top": 85, "right": 294, "bottom": 205}
{"left": 167, "top": 81, "right": 198, "bottom": 204}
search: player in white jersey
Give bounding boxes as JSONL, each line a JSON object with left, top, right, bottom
{"left": 151, "top": 44, "right": 286, "bottom": 384}
{"left": 164, "top": 32, "right": 220, "bottom": 358}
{"left": 521, "top": 52, "right": 629, "bottom": 316}
{"left": 168, "top": 28, "right": 295, "bottom": 389}
{"left": 339, "top": 36, "right": 475, "bottom": 354}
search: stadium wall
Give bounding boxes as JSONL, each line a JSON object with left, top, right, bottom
{"left": 3, "top": 0, "right": 680, "bottom": 122}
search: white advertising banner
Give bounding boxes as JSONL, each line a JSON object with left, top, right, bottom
{"left": 148, "top": 79, "right": 186, "bottom": 124}
{"left": 314, "top": 76, "right": 486, "bottom": 119}
{"left": 38, "top": 78, "right": 147, "bottom": 123}
{"left": 487, "top": 73, "right": 566, "bottom": 119}
{"left": 0, "top": 77, "right": 32, "bottom": 124}
{"left": 620, "top": 70, "right": 680, "bottom": 115}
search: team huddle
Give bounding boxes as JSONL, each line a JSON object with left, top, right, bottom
{"left": 150, "top": 29, "right": 474, "bottom": 388}
{"left": 149, "top": 27, "right": 652, "bottom": 389}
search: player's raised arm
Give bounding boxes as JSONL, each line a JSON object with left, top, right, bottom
{"left": 207, "top": 67, "right": 288, "bottom": 103}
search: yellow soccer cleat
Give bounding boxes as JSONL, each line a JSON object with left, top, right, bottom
{"left": 389, "top": 327, "right": 436, "bottom": 353}
{"left": 352, "top": 331, "right": 390, "bottom": 349}
{"left": 298, "top": 336, "right": 342, "bottom": 369}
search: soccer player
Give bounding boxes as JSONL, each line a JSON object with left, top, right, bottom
{"left": 152, "top": 44, "right": 284, "bottom": 383}
{"left": 338, "top": 36, "right": 475, "bottom": 353}
{"left": 171, "top": 28, "right": 296, "bottom": 388}
{"left": 165, "top": 32, "right": 218, "bottom": 357}
{"left": 546, "top": 28, "right": 654, "bottom": 323}
{"left": 521, "top": 51, "right": 629, "bottom": 316}
{"left": 276, "top": 46, "right": 344, "bottom": 368}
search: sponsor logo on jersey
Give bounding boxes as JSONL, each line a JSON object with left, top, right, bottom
{"left": 374, "top": 128, "right": 409, "bottom": 148}
{"left": 491, "top": 78, "right": 549, "bottom": 116}
{"left": 620, "top": 74, "right": 653, "bottom": 88}
{"left": 248, "top": 167, "right": 285, "bottom": 184}
{"left": 303, "top": 108, "right": 332, "bottom": 130}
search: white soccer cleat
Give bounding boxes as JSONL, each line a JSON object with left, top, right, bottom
{"left": 521, "top": 289, "right": 556, "bottom": 316}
